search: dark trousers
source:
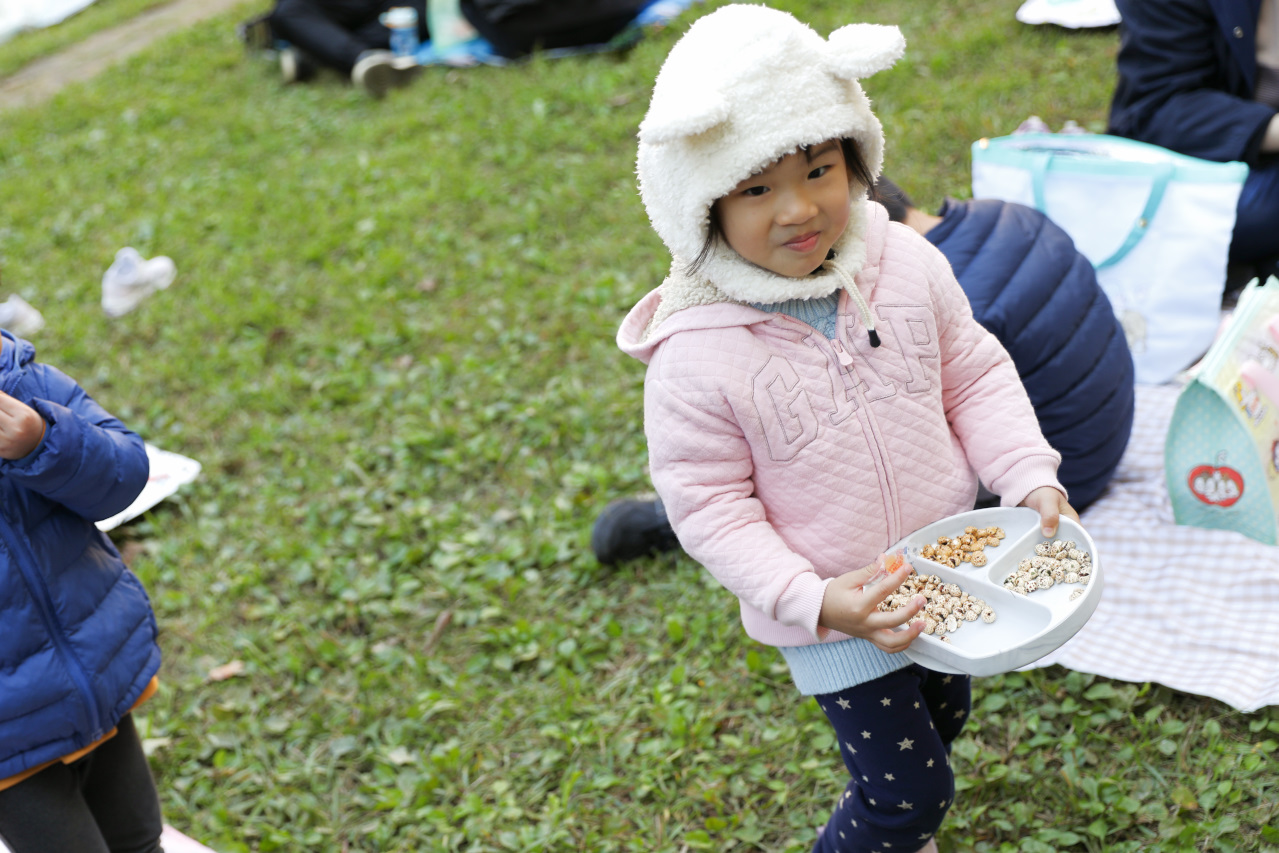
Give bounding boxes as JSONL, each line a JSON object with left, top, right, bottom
{"left": 1232, "top": 156, "right": 1279, "bottom": 275}
{"left": 812, "top": 665, "right": 971, "bottom": 853}
{"left": 459, "top": 0, "right": 642, "bottom": 58}
{"left": 0, "top": 714, "right": 164, "bottom": 853}
{"left": 268, "top": 0, "right": 429, "bottom": 74}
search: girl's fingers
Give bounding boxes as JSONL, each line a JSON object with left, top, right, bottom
{"left": 865, "top": 563, "right": 911, "bottom": 602}
{"left": 847, "top": 560, "right": 889, "bottom": 585}
{"left": 873, "top": 593, "right": 925, "bottom": 628}
{"left": 872, "top": 619, "right": 924, "bottom": 653}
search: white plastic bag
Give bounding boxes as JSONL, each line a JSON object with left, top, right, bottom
{"left": 0, "top": 0, "right": 97, "bottom": 44}
{"left": 101, "top": 247, "right": 176, "bottom": 317}
{"left": 1015, "top": 0, "right": 1120, "bottom": 29}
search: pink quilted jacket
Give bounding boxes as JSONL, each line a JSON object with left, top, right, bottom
{"left": 618, "top": 205, "right": 1064, "bottom": 648}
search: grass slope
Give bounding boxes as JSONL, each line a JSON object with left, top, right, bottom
{"left": 0, "top": 1, "right": 1276, "bottom": 850}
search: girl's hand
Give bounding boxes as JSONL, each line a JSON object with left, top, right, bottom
{"left": 0, "top": 391, "right": 45, "bottom": 460}
{"left": 817, "top": 553, "right": 925, "bottom": 653}
{"left": 1019, "top": 486, "right": 1079, "bottom": 537}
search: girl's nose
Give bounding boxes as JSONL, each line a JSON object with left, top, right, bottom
{"left": 776, "top": 189, "right": 818, "bottom": 225}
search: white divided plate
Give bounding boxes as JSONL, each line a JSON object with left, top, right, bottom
{"left": 892, "top": 507, "right": 1102, "bottom": 677}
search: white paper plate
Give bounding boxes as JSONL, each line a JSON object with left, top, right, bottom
{"left": 893, "top": 507, "right": 1102, "bottom": 677}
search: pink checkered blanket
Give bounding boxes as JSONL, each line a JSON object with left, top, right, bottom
{"left": 1027, "top": 383, "right": 1279, "bottom": 712}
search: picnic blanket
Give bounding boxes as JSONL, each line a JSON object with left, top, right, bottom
{"left": 413, "top": 0, "right": 699, "bottom": 66}
{"left": 1027, "top": 382, "right": 1279, "bottom": 712}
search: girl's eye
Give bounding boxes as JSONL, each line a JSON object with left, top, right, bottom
{"left": 809, "top": 165, "right": 832, "bottom": 180}
{"left": 742, "top": 186, "right": 768, "bottom": 197}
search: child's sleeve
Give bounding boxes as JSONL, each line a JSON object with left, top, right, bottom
{"left": 643, "top": 359, "right": 830, "bottom": 639}
{"left": 0, "top": 363, "right": 149, "bottom": 522}
{"left": 927, "top": 248, "right": 1065, "bottom": 506}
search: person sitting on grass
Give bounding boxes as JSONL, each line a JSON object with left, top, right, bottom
{"left": 593, "top": 176, "right": 1135, "bottom": 565}
{"left": 267, "top": 0, "right": 427, "bottom": 98}
{"left": 615, "top": 7, "right": 1076, "bottom": 850}
{"left": 1108, "top": 0, "right": 1279, "bottom": 281}
{"left": 0, "top": 329, "right": 165, "bottom": 853}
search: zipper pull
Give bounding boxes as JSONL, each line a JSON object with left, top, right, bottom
{"left": 832, "top": 339, "right": 855, "bottom": 368}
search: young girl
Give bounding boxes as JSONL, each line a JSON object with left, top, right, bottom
{"left": 0, "top": 328, "right": 165, "bottom": 853}
{"left": 618, "top": 7, "right": 1077, "bottom": 851}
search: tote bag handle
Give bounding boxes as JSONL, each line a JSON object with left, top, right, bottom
{"left": 1028, "top": 152, "right": 1175, "bottom": 270}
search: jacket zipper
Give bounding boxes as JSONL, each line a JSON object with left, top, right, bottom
{"left": 0, "top": 517, "right": 104, "bottom": 740}
{"left": 776, "top": 313, "right": 903, "bottom": 541}
{"left": 824, "top": 331, "right": 902, "bottom": 543}
{"left": 0, "top": 345, "right": 105, "bottom": 741}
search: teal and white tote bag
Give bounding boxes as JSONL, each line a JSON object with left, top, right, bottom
{"left": 971, "top": 133, "right": 1248, "bottom": 385}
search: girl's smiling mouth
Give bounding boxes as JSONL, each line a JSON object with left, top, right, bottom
{"left": 784, "top": 232, "right": 821, "bottom": 253}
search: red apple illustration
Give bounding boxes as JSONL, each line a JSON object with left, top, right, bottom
{"left": 1188, "top": 452, "right": 1244, "bottom": 507}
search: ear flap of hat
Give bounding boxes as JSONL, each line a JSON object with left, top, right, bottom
{"left": 823, "top": 23, "right": 905, "bottom": 80}
{"left": 638, "top": 89, "right": 731, "bottom": 144}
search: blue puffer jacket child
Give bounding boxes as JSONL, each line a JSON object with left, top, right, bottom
{"left": 0, "top": 331, "right": 160, "bottom": 781}
{"left": 926, "top": 198, "right": 1136, "bottom": 509}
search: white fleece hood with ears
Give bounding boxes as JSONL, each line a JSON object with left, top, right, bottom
{"left": 637, "top": 4, "right": 905, "bottom": 305}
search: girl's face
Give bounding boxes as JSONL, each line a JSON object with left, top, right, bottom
{"left": 714, "top": 141, "right": 852, "bottom": 279}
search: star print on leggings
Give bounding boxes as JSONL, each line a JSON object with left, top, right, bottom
{"left": 812, "top": 666, "right": 970, "bottom": 852}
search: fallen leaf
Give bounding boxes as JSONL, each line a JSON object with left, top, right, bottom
{"left": 142, "top": 737, "right": 172, "bottom": 757}
{"left": 207, "top": 660, "right": 246, "bottom": 682}
{"left": 423, "top": 609, "right": 453, "bottom": 656}
{"left": 387, "top": 746, "right": 415, "bottom": 765}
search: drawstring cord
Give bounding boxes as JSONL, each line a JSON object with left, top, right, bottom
{"left": 826, "top": 257, "right": 880, "bottom": 347}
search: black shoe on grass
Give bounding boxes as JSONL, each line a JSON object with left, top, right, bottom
{"left": 591, "top": 498, "right": 681, "bottom": 565}
{"left": 351, "top": 50, "right": 420, "bottom": 99}
{"left": 280, "top": 47, "right": 318, "bottom": 84}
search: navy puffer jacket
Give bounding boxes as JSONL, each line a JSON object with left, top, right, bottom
{"left": 0, "top": 331, "right": 159, "bottom": 780}
{"left": 927, "top": 199, "right": 1136, "bottom": 509}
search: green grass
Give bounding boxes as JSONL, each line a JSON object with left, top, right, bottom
{"left": 0, "top": 0, "right": 191, "bottom": 79}
{"left": 1, "top": 1, "right": 1277, "bottom": 851}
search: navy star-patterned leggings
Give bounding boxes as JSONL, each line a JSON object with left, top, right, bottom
{"left": 812, "top": 664, "right": 971, "bottom": 853}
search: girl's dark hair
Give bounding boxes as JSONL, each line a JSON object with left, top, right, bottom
{"left": 686, "top": 137, "right": 876, "bottom": 276}
{"left": 872, "top": 175, "right": 914, "bottom": 223}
